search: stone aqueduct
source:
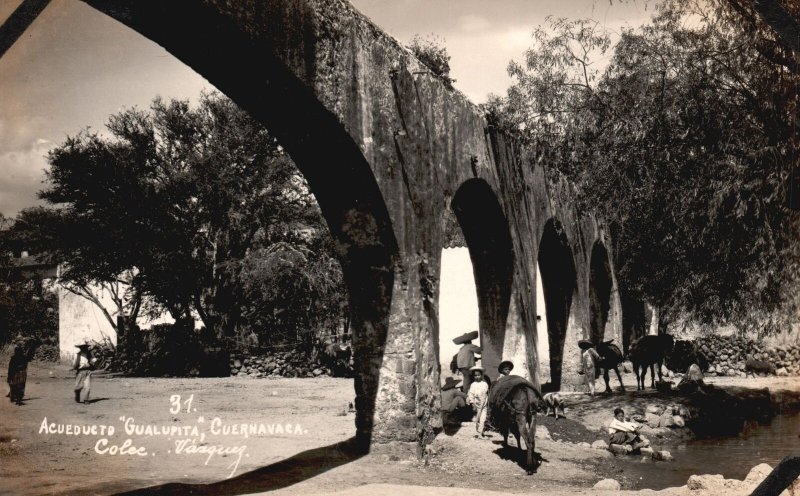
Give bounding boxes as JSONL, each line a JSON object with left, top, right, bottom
{"left": 20, "top": 0, "right": 646, "bottom": 450}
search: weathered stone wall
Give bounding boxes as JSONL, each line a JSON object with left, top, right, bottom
{"left": 81, "top": 0, "right": 624, "bottom": 448}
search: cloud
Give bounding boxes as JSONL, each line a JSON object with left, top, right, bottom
{"left": 0, "top": 139, "right": 51, "bottom": 217}
{"left": 457, "top": 14, "right": 491, "bottom": 33}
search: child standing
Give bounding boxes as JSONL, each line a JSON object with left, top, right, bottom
{"left": 466, "top": 366, "right": 489, "bottom": 438}
{"left": 580, "top": 341, "right": 601, "bottom": 396}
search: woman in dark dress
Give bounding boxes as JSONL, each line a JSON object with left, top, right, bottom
{"left": 7, "top": 345, "right": 29, "bottom": 405}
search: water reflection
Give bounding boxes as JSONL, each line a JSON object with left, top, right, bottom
{"left": 624, "top": 413, "right": 800, "bottom": 490}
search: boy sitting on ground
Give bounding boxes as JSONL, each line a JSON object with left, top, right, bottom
{"left": 608, "top": 407, "right": 650, "bottom": 450}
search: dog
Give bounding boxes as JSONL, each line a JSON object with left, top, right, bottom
{"left": 541, "top": 392, "right": 565, "bottom": 420}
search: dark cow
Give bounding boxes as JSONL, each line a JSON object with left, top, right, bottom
{"left": 488, "top": 377, "right": 543, "bottom": 475}
{"left": 666, "top": 339, "right": 710, "bottom": 373}
{"left": 629, "top": 334, "right": 675, "bottom": 390}
{"left": 317, "top": 341, "right": 352, "bottom": 377}
{"left": 596, "top": 340, "right": 625, "bottom": 393}
{"left": 745, "top": 360, "right": 777, "bottom": 377}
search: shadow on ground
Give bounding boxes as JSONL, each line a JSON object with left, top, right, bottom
{"left": 113, "top": 438, "right": 367, "bottom": 496}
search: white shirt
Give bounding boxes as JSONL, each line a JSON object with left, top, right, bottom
{"left": 467, "top": 380, "right": 489, "bottom": 408}
{"left": 608, "top": 418, "right": 639, "bottom": 435}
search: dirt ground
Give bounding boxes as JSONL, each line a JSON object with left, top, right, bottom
{"left": 1, "top": 356, "right": 798, "bottom": 496}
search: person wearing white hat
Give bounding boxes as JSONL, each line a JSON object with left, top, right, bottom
{"left": 466, "top": 366, "right": 489, "bottom": 438}
{"left": 73, "top": 339, "right": 95, "bottom": 404}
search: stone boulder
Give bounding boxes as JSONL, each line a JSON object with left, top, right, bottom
{"left": 658, "top": 412, "right": 675, "bottom": 428}
{"left": 652, "top": 450, "right": 673, "bottom": 461}
{"left": 591, "top": 440, "right": 608, "bottom": 450}
{"left": 593, "top": 479, "right": 621, "bottom": 490}
{"left": 686, "top": 474, "right": 739, "bottom": 491}
{"left": 646, "top": 404, "right": 663, "bottom": 415}
{"left": 609, "top": 444, "right": 632, "bottom": 455}
{"left": 744, "top": 463, "right": 773, "bottom": 485}
{"left": 685, "top": 363, "right": 704, "bottom": 381}
{"left": 645, "top": 412, "right": 661, "bottom": 425}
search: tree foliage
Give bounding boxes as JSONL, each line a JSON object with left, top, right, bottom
{"left": 408, "top": 34, "right": 456, "bottom": 88}
{"left": 495, "top": 1, "right": 800, "bottom": 334}
{"left": 20, "top": 93, "right": 347, "bottom": 346}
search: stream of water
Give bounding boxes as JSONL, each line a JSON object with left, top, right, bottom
{"left": 624, "top": 413, "right": 800, "bottom": 490}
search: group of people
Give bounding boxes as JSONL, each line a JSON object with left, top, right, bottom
{"left": 444, "top": 331, "right": 650, "bottom": 453}
{"left": 6, "top": 336, "right": 96, "bottom": 405}
{"left": 442, "top": 331, "right": 517, "bottom": 439}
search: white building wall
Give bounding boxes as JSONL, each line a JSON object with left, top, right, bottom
{"left": 57, "top": 281, "right": 181, "bottom": 361}
{"left": 58, "top": 286, "right": 118, "bottom": 361}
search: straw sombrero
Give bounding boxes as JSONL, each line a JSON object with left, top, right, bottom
{"left": 453, "top": 330, "right": 479, "bottom": 345}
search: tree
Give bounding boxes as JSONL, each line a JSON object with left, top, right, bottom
{"left": 496, "top": 2, "right": 800, "bottom": 334}
{"left": 26, "top": 93, "right": 347, "bottom": 346}
{"left": 408, "top": 34, "right": 456, "bottom": 88}
{"left": 0, "top": 220, "right": 58, "bottom": 349}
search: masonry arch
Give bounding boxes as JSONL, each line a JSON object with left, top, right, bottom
{"left": 537, "top": 218, "right": 577, "bottom": 389}
{"left": 450, "top": 179, "right": 515, "bottom": 378}
{"left": 589, "top": 241, "right": 613, "bottom": 343}
{"left": 74, "top": 1, "right": 400, "bottom": 449}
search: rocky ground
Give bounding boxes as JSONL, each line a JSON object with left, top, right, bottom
{"left": 1, "top": 354, "right": 798, "bottom": 496}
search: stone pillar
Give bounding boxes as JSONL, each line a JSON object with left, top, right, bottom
{"left": 561, "top": 314, "right": 585, "bottom": 391}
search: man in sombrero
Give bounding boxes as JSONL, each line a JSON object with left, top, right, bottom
{"left": 453, "top": 330, "right": 481, "bottom": 394}
{"left": 441, "top": 377, "right": 470, "bottom": 422}
{"left": 73, "top": 338, "right": 96, "bottom": 404}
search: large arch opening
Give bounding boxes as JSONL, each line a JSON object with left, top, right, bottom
{"left": 537, "top": 219, "right": 577, "bottom": 389}
{"left": 76, "top": 1, "right": 400, "bottom": 450}
{"left": 438, "top": 208, "right": 479, "bottom": 378}
{"left": 450, "top": 179, "right": 514, "bottom": 379}
{"left": 589, "top": 241, "right": 613, "bottom": 343}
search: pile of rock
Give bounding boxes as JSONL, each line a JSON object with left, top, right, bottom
{"left": 695, "top": 334, "right": 799, "bottom": 377}
{"left": 229, "top": 349, "right": 351, "bottom": 378}
{"left": 641, "top": 403, "right": 691, "bottom": 428}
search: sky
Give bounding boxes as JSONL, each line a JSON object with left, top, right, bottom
{"left": 0, "top": 0, "right": 653, "bottom": 217}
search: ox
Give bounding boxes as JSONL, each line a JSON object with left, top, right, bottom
{"left": 487, "top": 377, "right": 543, "bottom": 475}
{"left": 629, "top": 334, "right": 675, "bottom": 390}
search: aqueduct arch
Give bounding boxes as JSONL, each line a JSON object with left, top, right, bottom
{"left": 589, "top": 241, "right": 614, "bottom": 344}
{"left": 7, "top": 0, "right": 628, "bottom": 452}
{"left": 451, "top": 179, "right": 515, "bottom": 379}
{"left": 537, "top": 218, "right": 577, "bottom": 389}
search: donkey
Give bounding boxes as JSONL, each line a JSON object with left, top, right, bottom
{"left": 492, "top": 382, "right": 543, "bottom": 475}
{"left": 596, "top": 340, "right": 626, "bottom": 393}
